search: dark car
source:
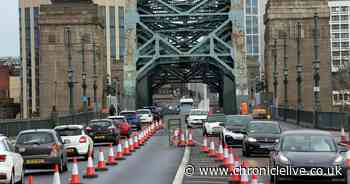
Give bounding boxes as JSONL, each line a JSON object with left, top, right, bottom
{"left": 270, "top": 130, "right": 348, "bottom": 184}
{"left": 120, "top": 111, "right": 141, "bottom": 130}
{"left": 222, "top": 115, "right": 253, "bottom": 146}
{"left": 242, "top": 121, "right": 281, "bottom": 156}
{"left": 108, "top": 116, "right": 132, "bottom": 138}
{"left": 85, "top": 119, "right": 120, "bottom": 144}
{"left": 15, "top": 129, "right": 68, "bottom": 172}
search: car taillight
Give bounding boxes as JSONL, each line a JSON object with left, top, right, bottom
{"left": 79, "top": 136, "right": 87, "bottom": 143}
{"left": 0, "top": 155, "right": 6, "bottom": 162}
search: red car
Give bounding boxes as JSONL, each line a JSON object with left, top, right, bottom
{"left": 108, "top": 116, "right": 132, "bottom": 138}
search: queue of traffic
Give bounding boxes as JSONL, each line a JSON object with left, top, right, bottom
{"left": 0, "top": 107, "right": 161, "bottom": 184}
{"left": 185, "top": 109, "right": 348, "bottom": 184}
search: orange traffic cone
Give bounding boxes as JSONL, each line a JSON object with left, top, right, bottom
{"left": 341, "top": 127, "right": 347, "bottom": 143}
{"left": 107, "top": 143, "right": 117, "bottom": 165}
{"left": 208, "top": 140, "right": 216, "bottom": 157}
{"left": 139, "top": 131, "right": 144, "bottom": 146}
{"left": 83, "top": 152, "right": 98, "bottom": 178}
{"left": 96, "top": 148, "right": 108, "bottom": 171}
{"left": 223, "top": 144, "right": 229, "bottom": 167}
{"left": 129, "top": 137, "right": 135, "bottom": 152}
{"left": 187, "top": 129, "right": 195, "bottom": 146}
{"left": 124, "top": 139, "right": 131, "bottom": 156}
{"left": 115, "top": 143, "right": 125, "bottom": 160}
{"left": 240, "top": 161, "right": 249, "bottom": 184}
{"left": 346, "top": 150, "right": 350, "bottom": 168}
{"left": 251, "top": 172, "right": 258, "bottom": 184}
{"left": 28, "top": 176, "right": 34, "bottom": 184}
{"left": 69, "top": 158, "right": 82, "bottom": 184}
{"left": 228, "top": 150, "right": 235, "bottom": 173}
{"left": 216, "top": 143, "right": 224, "bottom": 161}
{"left": 228, "top": 156, "right": 240, "bottom": 184}
{"left": 53, "top": 164, "right": 61, "bottom": 184}
{"left": 178, "top": 130, "right": 186, "bottom": 147}
{"left": 134, "top": 135, "right": 140, "bottom": 149}
{"left": 201, "top": 135, "right": 209, "bottom": 153}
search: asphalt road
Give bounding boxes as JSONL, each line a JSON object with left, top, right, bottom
{"left": 183, "top": 121, "right": 348, "bottom": 184}
{"left": 24, "top": 128, "right": 184, "bottom": 184}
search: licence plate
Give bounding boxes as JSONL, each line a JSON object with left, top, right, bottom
{"left": 260, "top": 144, "right": 273, "bottom": 149}
{"left": 26, "top": 159, "right": 45, "bottom": 165}
{"left": 94, "top": 135, "right": 105, "bottom": 139}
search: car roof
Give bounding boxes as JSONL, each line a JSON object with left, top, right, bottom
{"left": 136, "top": 109, "right": 151, "bottom": 112}
{"left": 90, "top": 119, "right": 113, "bottom": 122}
{"left": 108, "top": 116, "right": 126, "bottom": 119}
{"left": 19, "top": 129, "right": 56, "bottom": 134}
{"left": 54, "top": 125, "right": 84, "bottom": 130}
{"left": 120, "top": 111, "right": 136, "bottom": 113}
{"left": 281, "top": 129, "right": 332, "bottom": 136}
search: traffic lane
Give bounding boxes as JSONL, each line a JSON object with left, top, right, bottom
{"left": 24, "top": 130, "right": 184, "bottom": 184}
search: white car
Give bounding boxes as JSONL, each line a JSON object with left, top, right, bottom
{"left": 0, "top": 135, "right": 24, "bottom": 184}
{"left": 54, "top": 125, "right": 94, "bottom": 160}
{"left": 203, "top": 114, "right": 225, "bottom": 136}
{"left": 187, "top": 109, "right": 208, "bottom": 128}
{"left": 136, "top": 109, "right": 154, "bottom": 123}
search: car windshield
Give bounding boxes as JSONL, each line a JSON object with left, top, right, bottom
{"left": 17, "top": 132, "right": 55, "bottom": 145}
{"left": 281, "top": 135, "right": 336, "bottom": 152}
{"left": 137, "top": 110, "right": 150, "bottom": 114}
{"left": 248, "top": 123, "right": 280, "bottom": 134}
{"left": 56, "top": 128, "right": 82, "bottom": 136}
{"left": 191, "top": 111, "right": 207, "bottom": 115}
{"left": 225, "top": 116, "right": 251, "bottom": 125}
{"left": 89, "top": 121, "right": 112, "bottom": 127}
{"left": 111, "top": 118, "right": 125, "bottom": 124}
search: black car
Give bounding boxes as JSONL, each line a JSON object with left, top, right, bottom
{"left": 222, "top": 115, "right": 253, "bottom": 146}
{"left": 15, "top": 129, "right": 68, "bottom": 172}
{"left": 242, "top": 121, "right": 281, "bottom": 156}
{"left": 85, "top": 119, "right": 120, "bottom": 144}
{"left": 270, "top": 130, "right": 348, "bottom": 184}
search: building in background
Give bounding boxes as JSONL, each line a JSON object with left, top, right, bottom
{"left": 264, "top": 0, "right": 333, "bottom": 112}
{"left": 19, "top": 0, "right": 126, "bottom": 118}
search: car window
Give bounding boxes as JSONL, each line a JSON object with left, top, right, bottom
{"left": 136, "top": 110, "right": 150, "bottom": 114}
{"left": 225, "top": 116, "right": 251, "bottom": 125}
{"left": 281, "top": 135, "right": 336, "bottom": 152}
{"left": 120, "top": 112, "right": 136, "bottom": 116}
{"left": 17, "top": 132, "right": 55, "bottom": 145}
{"left": 89, "top": 121, "right": 112, "bottom": 127}
{"left": 190, "top": 111, "right": 207, "bottom": 115}
{"left": 56, "top": 128, "right": 83, "bottom": 136}
{"left": 248, "top": 123, "right": 280, "bottom": 134}
{"left": 0, "top": 140, "right": 9, "bottom": 151}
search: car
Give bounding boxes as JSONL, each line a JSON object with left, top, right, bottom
{"left": 252, "top": 105, "right": 268, "bottom": 119}
{"left": 15, "top": 129, "right": 68, "bottom": 172}
{"left": 143, "top": 106, "right": 162, "bottom": 122}
{"left": 270, "top": 130, "right": 348, "bottom": 184}
{"left": 108, "top": 116, "right": 132, "bottom": 138}
{"left": 136, "top": 109, "right": 154, "bottom": 124}
{"left": 120, "top": 111, "right": 141, "bottom": 131}
{"left": 85, "top": 119, "right": 120, "bottom": 145}
{"left": 54, "top": 125, "right": 94, "bottom": 160}
{"left": 187, "top": 109, "right": 208, "bottom": 128}
{"left": 0, "top": 135, "right": 24, "bottom": 184}
{"left": 203, "top": 113, "right": 225, "bottom": 136}
{"left": 222, "top": 115, "right": 252, "bottom": 147}
{"left": 242, "top": 121, "right": 281, "bottom": 157}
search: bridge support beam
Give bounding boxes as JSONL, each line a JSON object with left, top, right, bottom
{"left": 223, "top": 75, "right": 237, "bottom": 115}
{"left": 136, "top": 76, "right": 152, "bottom": 109}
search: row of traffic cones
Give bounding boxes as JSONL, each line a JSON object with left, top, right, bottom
{"left": 200, "top": 135, "right": 271, "bottom": 184}
{"left": 175, "top": 128, "right": 196, "bottom": 147}
{"left": 27, "top": 120, "right": 164, "bottom": 184}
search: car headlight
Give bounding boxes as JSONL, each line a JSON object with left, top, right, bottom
{"left": 278, "top": 153, "right": 290, "bottom": 165}
{"left": 334, "top": 155, "right": 344, "bottom": 165}
{"left": 275, "top": 139, "right": 279, "bottom": 143}
{"left": 247, "top": 137, "right": 257, "bottom": 142}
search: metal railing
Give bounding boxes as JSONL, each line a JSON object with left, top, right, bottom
{"left": 0, "top": 112, "right": 107, "bottom": 138}
{"left": 272, "top": 108, "right": 350, "bottom": 130}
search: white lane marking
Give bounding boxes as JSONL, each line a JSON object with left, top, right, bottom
{"left": 172, "top": 147, "right": 191, "bottom": 184}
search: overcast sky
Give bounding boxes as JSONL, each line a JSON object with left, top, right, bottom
{"left": 0, "top": 1, "right": 19, "bottom": 57}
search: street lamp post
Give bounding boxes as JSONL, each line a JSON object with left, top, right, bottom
{"left": 272, "top": 39, "right": 278, "bottom": 119}
{"left": 313, "top": 13, "right": 321, "bottom": 128}
{"left": 64, "top": 27, "right": 75, "bottom": 115}
{"left": 283, "top": 33, "right": 289, "bottom": 122}
{"left": 81, "top": 35, "right": 88, "bottom": 113}
{"left": 93, "top": 41, "right": 98, "bottom": 113}
{"left": 296, "top": 22, "right": 303, "bottom": 125}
